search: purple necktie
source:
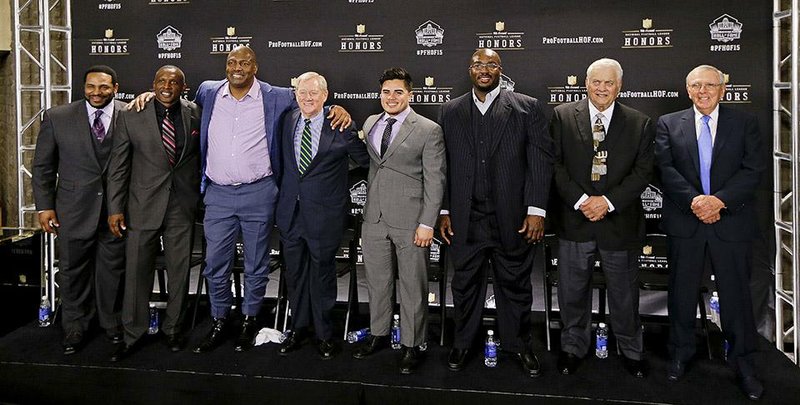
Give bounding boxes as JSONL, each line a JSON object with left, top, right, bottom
{"left": 698, "top": 115, "right": 712, "bottom": 195}
{"left": 92, "top": 110, "right": 106, "bottom": 142}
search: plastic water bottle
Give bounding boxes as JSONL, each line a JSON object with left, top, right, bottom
{"left": 391, "top": 314, "right": 401, "bottom": 349}
{"left": 709, "top": 291, "right": 721, "bottom": 328}
{"left": 723, "top": 339, "right": 729, "bottom": 361}
{"left": 38, "top": 296, "right": 52, "bottom": 327}
{"left": 148, "top": 303, "right": 159, "bottom": 335}
{"left": 484, "top": 329, "right": 497, "bottom": 367}
{"left": 346, "top": 327, "right": 370, "bottom": 344}
{"left": 595, "top": 323, "right": 608, "bottom": 359}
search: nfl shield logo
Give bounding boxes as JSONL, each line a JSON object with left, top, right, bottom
{"left": 356, "top": 24, "right": 366, "bottom": 34}
{"left": 642, "top": 19, "right": 653, "bottom": 29}
{"left": 227, "top": 27, "right": 236, "bottom": 36}
{"left": 425, "top": 77, "right": 434, "bottom": 87}
{"left": 643, "top": 245, "right": 653, "bottom": 255}
{"left": 104, "top": 29, "right": 114, "bottom": 39}
{"left": 495, "top": 21, "right": 505, "bottom": 32}
{"left": 567, "top": 75, "right": 577, "bottom": 86}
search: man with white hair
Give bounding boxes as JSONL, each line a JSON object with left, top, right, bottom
{"left": 549, "top": 57, "right": 654, "bottom": 377}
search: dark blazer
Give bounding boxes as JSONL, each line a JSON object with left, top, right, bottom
{"left": 439, "top": 90, "right": 553, "bottom": 260}
{"left": 106, "top": 98, "right": 202, "bottom": 229}
{"left": 655, "top": 105, "right": 764, "bottom": 241}
{"left": 275, "top": 109, "right": 369, "bottom": 239}
{"left": 33, "top": 99, "right": 126, "bottom": 239}
{"left": 194, "top": 79, "right": 296, "bottom": 192}
{"left": 550, "top": 99, "right": 654, "bottom": 250}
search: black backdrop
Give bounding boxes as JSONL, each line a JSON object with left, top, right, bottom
{"left": 72, "top": 0, "right": 773, "bottom": 240}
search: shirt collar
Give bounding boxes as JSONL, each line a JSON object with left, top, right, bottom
{"left": 384, "top": 106, "right": 412, "bottom": 122}
{"left": 85, "top": 100, "right": 115, "bottom": 118}
{"left": 472, "top": 85, "right": 501, "bottom": 106}
{"left": 222, "top": 79, "right": 261, "bottom": 100}
{"left": 693, "top": 105, "right": 720, "bottom": 123}
{"left": 588, "top": 100, "right": 615, "bottom": 121}
{"left": 300, "top": 109, "right": 324, "bottom": 124}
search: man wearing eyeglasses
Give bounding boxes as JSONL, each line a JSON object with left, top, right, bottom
{"left": 549, "top": 58, "right": 654, "bottom": 378}
{"left": 438, "top": 49, "right": 553, "bottom": 376}
{"left": 655, "top": 65, "right": 765, "bottom": 400}
{"left": 275, "top": 72, "right": 369, "bottom": 360}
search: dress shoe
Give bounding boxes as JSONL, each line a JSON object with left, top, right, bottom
{"left": 399, "top": 346, "right": 423, "bottom": 375}
{"left": 666, "top": 360, "right": 686, "bottom": 382}
{"left": 193, "top": 318, "right": 228, "bottom": 354}
{"left": 106, "top": 328, "right": 124, "bottom": 345}
{"left": 557, "top": 351, "right": 581, "bottom": 375}
{"left": 352, "top": 335, "right": 389, "bottom": 359}
{"left": 165, "top": 334, "right": 185, "bottom": 352}
{"left": 317, "top": 339, "right": 339, "bottom": 360}
{"left": 110, "top": 342, "right": 137, "bottom": 362}
{"left": 234, "top": 316, "right": 259, "bottom": 352}
{"left": 738, "top": 375, "right": 764, "bottom": 401}
{"left": 279, "top": 330, "right": 307, "bottom": 355}
{"left": 517, "top": 346, "right": 541, "bottom": 378}
{"left": 63, "top": 331, "right": 84, "bottom": 355}
{"left": 447, "top": 348, "right": 470, "bottom": 372}
{"left": 622, "top": 356, "right": 648, "bottom": 378}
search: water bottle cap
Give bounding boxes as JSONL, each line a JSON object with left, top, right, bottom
{"left": 598, "top": 322, "right": 606, "bottom": 328}
{"left": 393, "top": 314, "right": 399, "bottom": 319}
{"left": 487, "top": 329, "right": 494, "bottom": 335}
{"left": 712, "top": 291, "right": 719, "bottom": 297}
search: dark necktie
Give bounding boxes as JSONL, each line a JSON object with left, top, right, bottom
{"left": 698, "top": 115, "right": 712, "bottom": 194}
{"left": 298, "top": 119, "right": 313, "bottom": 174}
{"left": 161, "top": 113, "right": 177, "bottom": 167}
{"left": 92, "top": 110, "right": 106, "bottom": 142}
{"left": 380, "top": 117, "right": 397, "bottom": 157}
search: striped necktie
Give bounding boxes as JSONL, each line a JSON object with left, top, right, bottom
{"left": 299, "top": 119, "right": 313, "bottom": 174}
{"left": 92, "top": 110, "right": 106, "bottom": 142}
{"left": 161, "top": 113, "right": 177, "bottom": 167}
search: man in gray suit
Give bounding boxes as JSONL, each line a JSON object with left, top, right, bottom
{"left": 33, "top": 65, "right": 127, "bottom": 355}
{"left": 353, "top": 67, "right": 446, "bottom": 374}
{"left": 106, "top": 66, "right": 201, "bottom": 361}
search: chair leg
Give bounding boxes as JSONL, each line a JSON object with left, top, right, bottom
{"left": 156, "top": 267, "right": 168, "bottom": 302}
{"left": 191, "top": 274, "right": 207, "bottom": 328}
{"left": 698, "top": 293, "right": 713, "bottom": 360}
{"left": 438, "top": 254, "right": 447, "bottom": 347}
{"left": 343, "top": 237, "right": 360, "bottom": 341}
{"left": 544, "top": 277, "right": 553, "bottom": 352}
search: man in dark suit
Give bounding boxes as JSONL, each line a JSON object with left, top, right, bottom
{"left": 184, "top": 46, "right": 351, "bottom": 353}
{"left": 655, "top": 65, "right": 765, "bottom": 400}
{"left": 106, "top": 65, "right": 201, "bottom": 361}
{"left": 550, "top": 58, "right": 654, "bottom": 377}
{"left": 352, "top": 68, "right": 446, "bottom": 374}
{"left": 32, "top": 65, "right": 126, "bottom": 354}
{"left": 276, "top": 72, "right": 369, "bottom": 360}
{"left": 438, "top": 49, "right": 553, "bottom": 376}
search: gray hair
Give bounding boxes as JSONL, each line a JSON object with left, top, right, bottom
{"left": 586, "top": 58, "right": 623, "bottom": 81}
{"left": 685, "top": 65, "right": 724, "bottom": 85}
{"left": 296, "top": 71, "right": 328, "bottom": 92}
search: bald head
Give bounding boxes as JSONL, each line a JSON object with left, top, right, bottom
{"left": 153, "top": 64, "right": 186, "bottom": 107}
{"left": 226, "top": 45, "right": 258, "bottom": 90}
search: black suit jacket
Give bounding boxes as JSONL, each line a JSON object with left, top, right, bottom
{"left": 655, "top": 105, "right": 764, "bottom": 241}
{"left": 33, "top": 99, "right": 126, "bottom": 239}
{"left": 106, "top": 98, "right": 202, "bottom": 230}
{"left": 550, "top": 99, "right": 654, "bottom": 250}
{"left": 439, "top": 90, "right": 553, "bottom": 261}
{"left": 275, "top": 109, "right": 369, "bottom": 241}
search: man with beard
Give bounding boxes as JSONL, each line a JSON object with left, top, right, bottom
{"left": 438, "top": 49, "right": 553, "bottom": 376}
{"left": 106, "top": 65, "right": 201, "bottom": 360}
{"left": 33, "top": 65, "right": 127, "bottom": 354}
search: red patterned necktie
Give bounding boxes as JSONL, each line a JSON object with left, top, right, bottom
{"left": 161, "top": 113, "right": 177, "bottom": 167}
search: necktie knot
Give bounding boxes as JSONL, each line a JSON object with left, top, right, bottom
{"left": 701, "top": 115, "right": 711, "bottom": 124}
{"left": 304, "top": 118, "right": 311, "bottom": 126}
{"left": 94, "top": 110, "right": 103, "bottom": 120}
{"left": 595, "top": 113, "right": 604, "bottom": 123}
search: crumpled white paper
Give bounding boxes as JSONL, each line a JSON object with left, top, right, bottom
{"left": 254, "top": 327, "right": 284, "bottom": 346}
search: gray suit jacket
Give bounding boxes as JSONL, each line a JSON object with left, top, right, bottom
{"left": 362, "top": 108, "right": 446, "bottom": 230}
{"left": 106, "top": 98, "right": 201, "bottom": 230}
{"left": 33, "top": 99, "right": 126, "bottom": 239}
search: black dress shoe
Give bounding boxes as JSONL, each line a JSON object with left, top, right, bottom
{"left": 667, "top": 360, "right": 686, "bottom": 382}
{"left": 106, "top": 328, "right": 124, "bottom": 345}
{"left": 165, "top": 334, "right": 185, "bottom": 352}
{"left": 279, "top": 330, "right": 307, "bottom": 355}
{"left": 447, "top": 348, "right": 469, "bottom": 372}
{"left": 110, "top": 343, "right": 136, "bottom": 362}
{"left": 317, "top": 339, "right": 339, "bottom": 360}
{"left": 622, "top": 356, "right": 648, "bottom": 378}
{"left": 193, "top": 318, "right": 227, "bottom": 354}
{"left": 517, "top": 346, "right": 541, "bottom": 378}
{"left": 557, "top": 351, "right": 581, "bottom": 375}
{"left": 234, "top": 316, "right": 259, "bottom": 352}
{"left": 738, "top": 375, "right": 764, "bottom": 401}
{"left": 63, "top": 331, "right": 84, "bottom": 355}
{"left": 352, "top": 335, "right": 389, "bottom": 359}
{"left": 399, "top": 346, "right": 422, "bottom": 374}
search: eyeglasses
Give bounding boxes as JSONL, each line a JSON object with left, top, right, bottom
{"left": 469, "top": 62, "right": 501, "bottom": 71}
{"left": 688, "top": 83, "right": 723, "bottom": 91}
{"left": 297, "top": 89, "right": 322, "bottom": 98}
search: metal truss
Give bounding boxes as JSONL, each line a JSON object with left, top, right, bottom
{"left": 773, "top": 0, "right": 800, "bottom": 363}
{"left": 13, "top": 0, "right": 71, "bottom": 309}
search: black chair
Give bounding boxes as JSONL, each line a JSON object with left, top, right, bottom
{"left": 542, "top": 234, "right": 607, "bottom": 352}
{"left": 637, "top": 233, "right": 713, "bottom": 359}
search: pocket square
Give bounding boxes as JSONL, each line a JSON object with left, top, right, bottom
{"left": 191, "top": 129, "right": 199, "bottom": 136}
